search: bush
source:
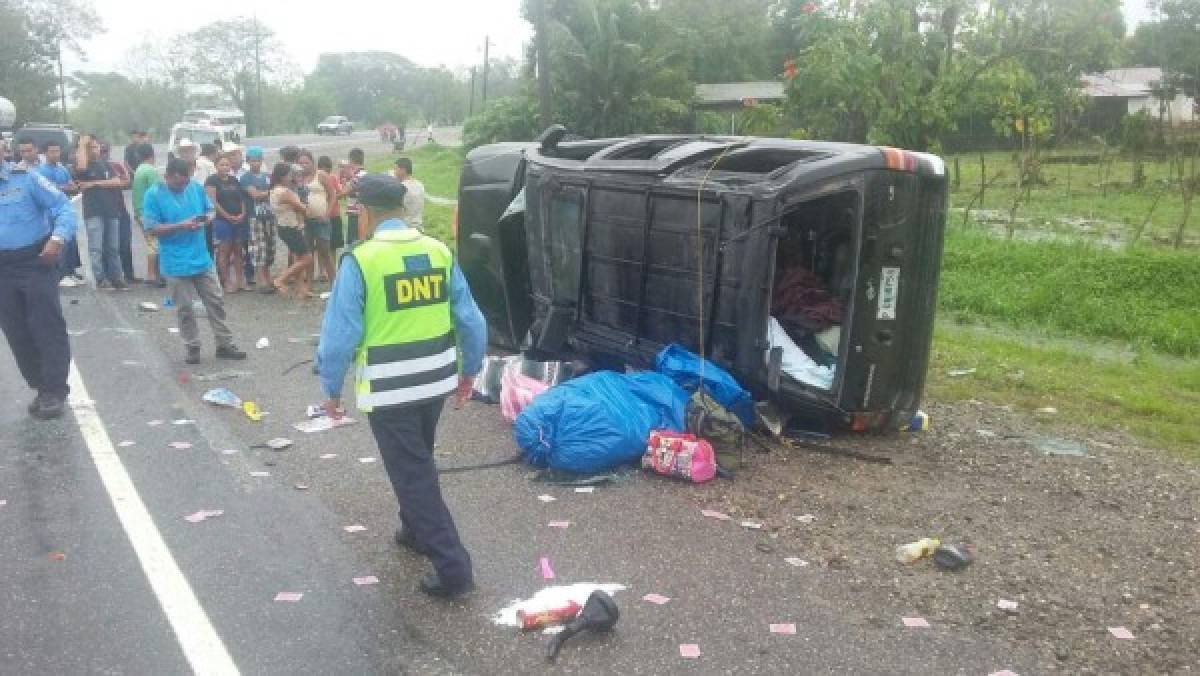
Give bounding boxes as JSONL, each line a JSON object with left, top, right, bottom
{"left": 462, "top": 97, "right": 542, "bottom": 151}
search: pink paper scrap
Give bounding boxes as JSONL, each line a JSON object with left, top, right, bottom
{"left": 539, "top": 556, "right": 555, "bottom": 580}
{"left": 548, "top": 521, "right": 570, "bottom": 529}
{"left": 274, "top": 592, "right": 303, "bottom": 602}
{"left": 1108, "top": 626, "right": 1135, "bottom": 640}
{"left": 642, "top": 593, "right": 671, "bottom": 605}
{"left": 902, "top": 617, "right": 931, "bottom": 628}
{"left": 169, "top": 442, "right": 192, "bottom": 450}
{"left": 701, "top": 509, "right": 731, "bottom": 521}
{"left": 343, "top": 524, "right": 367, "bottom": 533}
{"left": 184, "top": 510, "right": 223, "bottom": 523}
{"left": 679, "top": 644, "right": 701, "bottom": 659}
{"left": 770, "top": 623, "right": 797, "bottom": 635}
{"left": 353, "top": 576, "right": 379, "bottom": 586}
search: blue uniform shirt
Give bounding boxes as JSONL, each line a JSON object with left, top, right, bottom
{"left": 142, "top": 181, "right": 215, "bottom": 278}
{"left": 317, "top": 218, "right": 488, "bottom": 400}
{"left": 37, "top": 162, "right": 73, "bottom": 189}
{"left": 0, "top": 161, "right": 77, "bottom": 250}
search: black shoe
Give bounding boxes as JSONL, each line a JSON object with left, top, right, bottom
{"left": 394, "top": 527, "right": 426, "bottom": 554}
{"left": 215, "top": 344, "right": 247, "bottom": 360}
{"left": 418, "top": 573, "right": 474, "bottom": 599}
{"left": 185, "top": 346, "right": 201, "bottom": 365}
{"left": 31, "top": 394, "right": 65, "bottom": 420}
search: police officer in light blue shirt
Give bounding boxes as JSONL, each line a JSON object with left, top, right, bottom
{"left": 0, "top": 156, "right": 78, "bottom": 419}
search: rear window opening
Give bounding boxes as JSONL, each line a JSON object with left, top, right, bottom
{"left": 767, "top": 191, "right": 859, "bottom": 391}
{"left": 604, "top": 139, "right": 686, "bottom": 160}
{"left": 711, "top": 148, "right": 828, "bottom": 175}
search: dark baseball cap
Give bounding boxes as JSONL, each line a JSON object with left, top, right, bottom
{"left": 357, "top": 174, "right": 408, "bottom": 209}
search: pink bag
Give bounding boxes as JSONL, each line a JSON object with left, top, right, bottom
{"left": 642, "top": 431, "right": 717, "bottom": 483}
{"left": 501, "top": 367, "right": 550, "bottom": 423}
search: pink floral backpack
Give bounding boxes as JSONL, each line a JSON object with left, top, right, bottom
{"left": 642, "top": 431, "right": 717, "bottom": 483}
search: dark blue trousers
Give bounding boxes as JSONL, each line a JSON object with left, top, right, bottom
{"left": 0, "top": 249, "right": 71, "bottom": 398}
{"left": 368, "top": 398, "right": 473, "bottom": 586}
{"left": 118, "top": 209, "right": 135, "bottom": 281}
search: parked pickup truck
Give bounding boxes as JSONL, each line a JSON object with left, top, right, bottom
{"left": 456, "top": 126, "right": 947, "bottom": 432}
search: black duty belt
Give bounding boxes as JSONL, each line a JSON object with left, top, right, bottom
{"left": 0, "top": 237, "right": 50, "bottom": 264}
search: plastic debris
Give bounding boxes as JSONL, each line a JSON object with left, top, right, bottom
{"left": 147, "top": 420, "right": 164, "bottom": 426}
{"left": 740, "top": 521, "right": 763, "bottom": 530}
{"left": 343, "top": 525, "right": 367, "bottom": 533}
{"left": 319, "top": 453, "right": 338, "bottom": 459}
{"left": 1108, "top": 626, "right": 1135, "bottom": 640}
{"left": 642, "top": 594, "right": 670, "bottom": 605}
{"left": 172, "top": 419, "right": 195, "bottom": 426}
{"left": 1036, "top": 438, "right": 1088, "bottom": 457}
{"left": 221, "top": 449, "right": 239, "bottom": 455}
{"left": 202, "top": 388, "right": 242, "bottom": 408}
{"left": 121, "top": 360, "right": 143, "bottom": 366}
{"left": 493, "top": 583, "right": 626, "bottom": 628}
{"left": 794, "top": 514, "right": 817, "bottom": 524}
{"left": 137, "top": 301, "right": 159, "bottom": 312}
{"left": 544, "top": 592, "right": 619, "bottom": 662}
{"left": 997, "top": 599, "right": 1019, "bottom": 611}
{"left": 933, "top": 543, "right": 975, "bottom": 571}
{"left": 168, "top": 327, "right": 180, "bottom": 334}
{"left": 702, "top": 509, "right": 732, "bottom": 521}
{"left": 294, "top": 483, "right": 309, "bottom": 491}
{"left": 184, "top": 509, "right": 224, "bottom": 523}
{"left": 784, "top": 557, "right": 810, "bottom": 567}
{"left": 548, "top": 521, "right": 570, "bottom": 529}
{"left": 537, "top": 495, "right": 556, "bottom": 503}
{"left": 249, "top": 471, "right": 270, "bottom": 477}
{"left": 770, "top": 623, "right": 797, "bottom": 635}
{"left": 117, "top": 441, "right": 136, "bottom": 448}
{"left": 168, "top": 441, "right": 192, "bottom": 450}
{"left": 255, "top": 336, "right": 270, "bottom": 349}
{"left": 273, "top": 592, "right": 303, "bottom": 602}
{"left": 902, "top": 617, "right": 930, "bottom": 628}
{"left": 540, "top": 556, "right": 556, "bottom": 580}
{"left": 574, "top": 486, "right": 595, "bottom": 494}
{"left": 896, "top": 538, "right": 940, "bottom": 564}
{"left": 518, "top": 601, "right": 581, "bottom": 631}
{"left": 358, "top": 457, "right": 376, "bottom": 464}
{"left": 0, "top": 500, "right": 7, "bottom": 507}
{"left": 352, "top": 576, "right": 379, "bottom": 586}
{"left": 265, "top": 438, "right": 292, "bottom": 450}
{"left": 679, "top": 644, "right": 701, "bottom": 659}
{"left": 904, "top": 410, "right": 930, "bottom": 432}
{"left": 242, "top": 401, "right": 264, "bottom": 422}
{"left": 293, "top": 416, "right": 356, "bottom": 434}
{"left": 947, "top": 368, "right": 976, "bottom": 377}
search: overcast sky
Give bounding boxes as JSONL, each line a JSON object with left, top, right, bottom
{"left": 65, "top": 0, "right": 532, "bottom": 76}
{"left": 65, "top": 0, "right": 1157, "bottom": 77}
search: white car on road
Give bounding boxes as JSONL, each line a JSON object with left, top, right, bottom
{"left": 316, "top": 116, "right": 354, "bottom": 135}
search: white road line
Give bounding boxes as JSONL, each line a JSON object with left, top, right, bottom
{"left": 67, "top": 362, "right": 240, "bottom": 676}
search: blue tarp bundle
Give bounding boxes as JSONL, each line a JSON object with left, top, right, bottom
{"left": 514, "top": 371, "right": 689, "bottom": 474}
{"left": 655, "top": 344, "right": 755, "bottom": 426}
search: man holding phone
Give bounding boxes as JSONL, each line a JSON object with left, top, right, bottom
{"left": 142, "top": 158, "right": 247, "bottom": 365}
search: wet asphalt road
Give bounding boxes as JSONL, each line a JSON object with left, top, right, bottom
{"left": 1, "top": 234, "right": 1039, "bottom": 674}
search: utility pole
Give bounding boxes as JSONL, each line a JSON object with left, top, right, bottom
{"left": 468, "top": 67, "right": 477, "bottom": 118}
{"left": 56, "top": 42, "right": 68, "bottom": 125}
{"left": 481, "top": 35, "right": 490, "bottom": 106}
{"left": 253, "top": 15, "right": 264, "bottom": 137}
{"left": 535, "top": 0, "right": 552, "bottom": 128}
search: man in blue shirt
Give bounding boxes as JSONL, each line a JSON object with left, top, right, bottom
{"left": 317, "top": 175, "right": 486, "bottom": 599}
{"left": 143, "top": 158, "right": 247, "bottom": 365}
{"left": 36, "top": 141, "right": 83, "bottom": 286}
{"left": 0, "top": 158, "right": 78, "bottom": 419}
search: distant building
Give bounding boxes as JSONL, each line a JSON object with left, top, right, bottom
{"left": 1081, "top": 67, "right": 1197, "bottom": 130}
{"left": 693, "top": 82, "right": 786, "bottom": 133}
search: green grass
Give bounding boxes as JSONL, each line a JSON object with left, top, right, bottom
{"left": 929, "top": 321, "right": 1200, "bottom": 459}
{"left": 366, "top": 143, "right": 463, "bottom": 199}
{"left": 946, "top": 149, "right": 1198, "bottom": 247}
{"left": 940, "top": 229, "right": 1200, "bottom": 357}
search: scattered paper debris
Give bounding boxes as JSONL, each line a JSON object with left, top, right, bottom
{"left": 642, "top": 593, "right": 670, "bottom": 605}
{"left": 172, "top": 419, "right": 195, "bottom": 426}
{"left": 117, "top": 441, "right": 136, "bottom": 448}
{"left": 249, "top": 471, "right": 270, "bottom": 477}
{"left": 989, "top": 671, "right": 1020, "bottom": 676}
{"left": 121, "top": 360, "right": 143, "bottom": 366}
{"left": 902, "top": 617, "right": 931, "bottom": 628}
{"left": 221, "top": 449, "right": 239, "bottom": 455}
{"left": 491, "top": 583, "right": 626, "bottom": 628}
{"left": 0, "top": 500, "right": 7, "bottom": 507}
{"left": 537, "top": 495, "right": 557, "bottom": 503}
{"left": 548, "top": 521, "right": 570, "bottom": 529}
{"left": 168, "top": 442, "right": 192, "bottom": 450}
{"left": 574, "top": 486, "right": 595, "bottom": 494}
{"left": 147, "top": 420, "right": 164, "bottom": 426}
{"left": 67, "top": 329, "right": 88, "bottom": 336}
{"left": 947, "top": 368, "right": 976, "bottom": 377}
{"left": 793, "top": 514, "right": 817, "bottom": 524}
{"left": 997, "top": 599, "right": 1019, "bottom": 611}
{"left": 358, "top": 457, "right": 376, "bottom": 464}
{"left": 274, "top": 592, "right": 303, "bottom": 602}
{"left": 770, "top": 623, "right": 797, "bottom": 635}
{"left": 294, "top": 484, "right": 309, "bottom": 491}
{"left": 256, "top": 337, "right": 270, "bottom": 349}
{"left": 168, "top": 327, "right": 180, "bottom": 334}
{"left": 353, "top": 576, "right": 379, "bottom": 586}
{"left": 184, "top": 510, "right": 224, "bottom": 523}
{"left": 266, "top": 438, "right": 293, "bottom": 450}
{"left": 49, "top": 552, "right": 66, "bottom": 562}
{"left": 242, "top": 401, "right": 264, "bottom": 422}
{"left": 343, "top": 524, "right": 367, "bottom": 533}
{"left": 784, "top": 557, "right": 810, "bottom": 567}
{"left": 540, "top": 556, "right": 555, "bottom": 580}
{"left": 319, "top": 453, "right": 338, "bottom": 459}
{"left": 679, "top": 644, "right": 701, "bottom": 659}
{"left": 740, "top": 520, "right": 763, "bottom": 530}
{"left": 1108, "top": 626, "right": 1135, "bottom": 640}
{"left": 701, "top": 509, "right": 732, "bottom": 521}
{"left": 202, "top": 388, "right": 242, "bottom": 408}
{"left": 293, "top": 417, "right": 357, "bottom": 434}
{"left": 137, "top": 302, "right": 159, "bottom": 312}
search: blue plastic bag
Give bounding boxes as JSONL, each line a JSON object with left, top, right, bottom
{"left": 655, "top": 344, "right": 755, "bottom": 426}
{"left": 513, "top": 371, "right": 689, "bottom": 474}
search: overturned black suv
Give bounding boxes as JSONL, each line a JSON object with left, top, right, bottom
{"left": 456, "top": 127, "right": 947, "bottom": 432}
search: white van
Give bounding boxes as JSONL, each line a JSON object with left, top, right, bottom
{"left": 166, "top": 123, "right": 241, "bottom": 160}
{"left": 181, "top": 109, "right": 246, "bottom": 140}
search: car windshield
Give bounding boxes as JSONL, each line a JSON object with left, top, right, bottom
{"left": 320, "top": 117, "right": 341, "bottom": 124}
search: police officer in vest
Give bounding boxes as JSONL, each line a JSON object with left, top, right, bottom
{"left": 317, "top": 174, "right": 486, "bottom": 598}
{"left": 0, "top": 152, "right": 77, "bottom": 420}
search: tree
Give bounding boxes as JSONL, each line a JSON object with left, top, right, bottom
{"left": 68, "top": 72, "right": 185, "bottom": 141}
{"left": 0, "top": 0, "right": 102, "bottom": 124}
{"left": 305, "top": 52, "right": 469, "bottom": 126}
